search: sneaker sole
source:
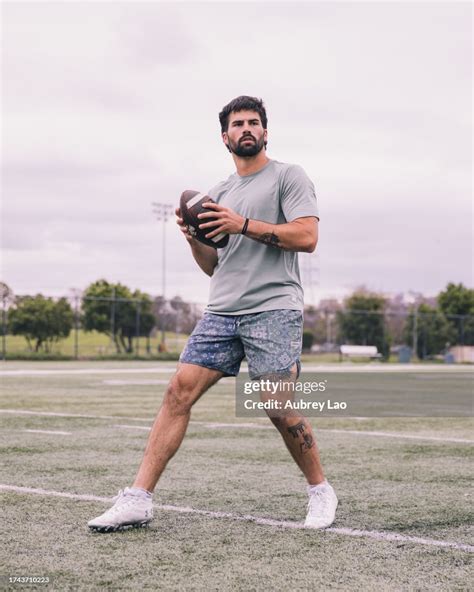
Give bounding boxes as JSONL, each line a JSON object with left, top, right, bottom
{"left": 88, "top": 520, "right": 152, "bottom": 533}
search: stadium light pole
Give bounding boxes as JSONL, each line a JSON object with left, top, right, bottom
{"left": 70, "top": 288, "right": 82, "bottom": 360}
{"left": 152, "top": 201, "right": 174, "bottom": 347}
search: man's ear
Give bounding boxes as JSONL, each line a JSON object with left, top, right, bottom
{"left": 222, "top": 132, "right": 231, "bottom": 153}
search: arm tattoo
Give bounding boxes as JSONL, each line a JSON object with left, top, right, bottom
{"left": 257, "top": 232, "right": 284, "bottom": 249}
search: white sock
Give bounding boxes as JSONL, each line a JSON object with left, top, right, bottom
{"left": 307, "top": 480, "right": 328, "bottom": 494}
{"left": 127, "top": 487, "right": 152, "bottom": 499}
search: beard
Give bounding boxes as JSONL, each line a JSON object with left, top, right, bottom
{"left": 227, "top": 135, "right": 266, "bottom": 157}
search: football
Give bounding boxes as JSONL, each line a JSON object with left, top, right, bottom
{"left": 179, "top": 190, "right": 229, "bottom": 249}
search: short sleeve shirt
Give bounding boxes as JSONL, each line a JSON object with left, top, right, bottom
{"left": 206, "top": 159, "right": 319, "bottom": 315}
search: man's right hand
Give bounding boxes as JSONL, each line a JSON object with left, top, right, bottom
{"left": 175, "top": 207, "right": 218, "bottom": 277}
{"left": 175, "top": 207, "right": 194, "bottom": 244}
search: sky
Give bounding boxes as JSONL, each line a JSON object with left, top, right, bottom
{"left": 1, "top": 0, "right": 472, "bottom": 306}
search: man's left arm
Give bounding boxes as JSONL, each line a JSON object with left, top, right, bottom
{"left": 243, "top": 216, "right": 318, "bottom": 252}
{"left": 198, "top": 203, "right": 318, "bottom": 253}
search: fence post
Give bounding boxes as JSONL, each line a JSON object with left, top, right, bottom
{"left": 74, "top": 295, "right": 80, "bottom": 360}
{"left": 412, "top": 306, "right": 418, "bottom": 360}
{"left": 325, "top": 310, "right": 331, "bottom": 344}
{"left": 110, "top": 289, "right": 116, "bottom": 353}
{"left": 1, "top": 296, "right": 6, "bottom": 361}
{"left": 135, "top": 302, "right": 141, "bottom": 358}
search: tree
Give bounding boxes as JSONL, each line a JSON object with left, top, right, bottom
{"left": 302, "top": 330, "right": 314, "bottom": 351}
{"left": 438, "top": 283, "right": 474, "bottom": 345}
{"left": 152, "top": 295, "right": 202, "bottom": 335}
{"left": 404, "top": 303, "right": 455, "bottom": 359}
{"left": 384, "top": 292, "right": 411, "bottom": 346}
{"left": 0, "top": 282, "right": 14, "bottom": 339}
{"left": 82, "top": 279, "right": 156, "bottom": 353}
{"left": 169, "top": 295, "right": 201, "bottom": 334}
{"left": 120, "top": 290, "right": 156, "bottom": 353}
{"left": 303, "top": 306, "right": 326, "bottom": 344}
{"left": 0, "top": 282, "right": 14, "bottom": 303}
{"left": 9, "top": 295, "right": 74, "bottom": 352}
{"left": 337, "top": 290, "right": 391, "bottom": 359}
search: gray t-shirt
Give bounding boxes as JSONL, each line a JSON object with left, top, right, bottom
{"left": 206, "top": 159, "right": 319, "bottom": 315}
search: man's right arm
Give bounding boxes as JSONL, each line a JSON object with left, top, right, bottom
{"left": 175, "top": 208, "right": 218, "bottom": 277}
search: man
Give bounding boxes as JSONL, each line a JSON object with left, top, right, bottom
{"left": 88, "top": 96, "right": 338, "bottom": 532}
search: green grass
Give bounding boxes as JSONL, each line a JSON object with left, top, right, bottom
{"left": 0, "top": 361, "right": 472, "bottom": 591}
{"left": 4, "top": 330, "right": 189, "bottom": 356}
{"left": 3, "top": 334, "right": 452, "bottom": 366}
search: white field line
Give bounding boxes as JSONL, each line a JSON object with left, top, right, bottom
{"left": 0, "top": 409, "right": 152, "bottom": 421}
{"left": 0, "top": 368, "right": 176, "bottom": 377}
{"left": 102, "top": 380, "right": 170, "bottom": 386}
{"left": 114, "top": 424, "right": 151, "bottom": 431}
{"left": 0, "top": 484, "right": 472, "bottom": 553}
{"left": 1, "top": 365, "right": 472, "bottom": 377}
{"left": 114, "top": 423, "right": 272, "bottom": 432}
{"left": 1, "top": 409, "right": 472, "bottom": 444}
{"left": 23, "top": 429, "right": 71, "bottom": 436}
{"left": 316, "top": 429, "right": 474, "bottom": 444}
{"left": 116, "top": 423, "right": 473, "bottom": 443}
{"left": 301, "top": 365, "right": 474, "bottom": 373}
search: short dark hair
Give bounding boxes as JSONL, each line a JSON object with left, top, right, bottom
{"left": 219, "top": 96, "right": 268, "bottom": 133}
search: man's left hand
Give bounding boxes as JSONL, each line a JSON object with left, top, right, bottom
{"left": 198, "top": 202, "right": 246, "bottom": 238}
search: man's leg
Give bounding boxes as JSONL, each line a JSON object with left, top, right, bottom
{"left": 239, "top": 309, "right": 338, "bottom": 529}
{"left": 262, "top": 364, "right": 325, "bottom": 486}
{"left": 88, "top": 362, "right": 223, "bottom": 531}
{"left": 261, "top": 364, "right": 338, "bottom": 528}
{"left": 133, "top": 362, "right": 223, "bottom": 492}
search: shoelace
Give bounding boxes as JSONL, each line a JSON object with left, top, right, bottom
{"left": 307, "top": 489, "right": 329, "bottom": 515}
{"left": 109, "top": 489, "right": 142, "bottom": 513}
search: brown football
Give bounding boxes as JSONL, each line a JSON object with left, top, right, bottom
{"left": 179, "top": 190, "right": 229, "bottom": 249}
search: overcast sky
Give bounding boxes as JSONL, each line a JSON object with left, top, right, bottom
{"left": 2, "top": 1, "right": 472, "bottom": 305}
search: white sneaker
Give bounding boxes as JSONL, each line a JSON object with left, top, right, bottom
{"left": 88, "top": 488, "right": 154, "bottom": 532}
{"left": 304, "top": 481, "right": 338, "bottom": 529}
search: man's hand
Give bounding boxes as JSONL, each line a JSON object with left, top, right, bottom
{"left": 175, "top": 207, "right": 195, "bottom": 244}
{"left": 175, "top": 207, "right": 218, "bottom": 276}
{"left": 198, "top": 202, "right": 246, "bottom": 239}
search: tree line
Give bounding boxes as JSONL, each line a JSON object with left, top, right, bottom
{"left": 1, "top": 280, "right": 473, "bottom": 359}
{"left": 1, "top": 279, "right": 201, "bottom": 354}
{"left": 303, "top": 283, "right": 474, "bottom": 359}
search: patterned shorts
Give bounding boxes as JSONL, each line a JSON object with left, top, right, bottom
{"left": 179, "top": 309, "right": 303, "bottom": 380}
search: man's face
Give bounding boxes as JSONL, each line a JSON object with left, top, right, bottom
{"left": 223, "top": 110, "right": 267, "bottom": 157}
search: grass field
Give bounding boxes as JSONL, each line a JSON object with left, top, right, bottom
{"left": 1, "top": 361, "right": 472, "bottom": 591}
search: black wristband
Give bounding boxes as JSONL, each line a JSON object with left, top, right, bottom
{"left": 241, "top": 218, "right": 250, "bottom": 235}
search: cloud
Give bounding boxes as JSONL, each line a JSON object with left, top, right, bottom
{"left": 2, "top": 1, "right": 472, "bottom": 302}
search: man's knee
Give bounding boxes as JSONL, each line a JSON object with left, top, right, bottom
{"left": 163, "top": 374, "right": 198, "bottom": 416}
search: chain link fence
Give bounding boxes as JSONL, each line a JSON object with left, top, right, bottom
{"left": 1, "top": 293, "right": 473, "bottom": 362}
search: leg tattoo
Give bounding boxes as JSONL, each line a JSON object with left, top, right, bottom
{"left": 300, "top": 432, "right": 314, "bottom": 453}
{"left": 288, "top": 422, "right": 305, "bottom": 438}
{"left": 287, "top": 421, "right": 315, "bottom": 454}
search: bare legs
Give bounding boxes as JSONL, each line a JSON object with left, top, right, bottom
{"left": 132, "top": 362, "right": 325, "bottom": 492}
